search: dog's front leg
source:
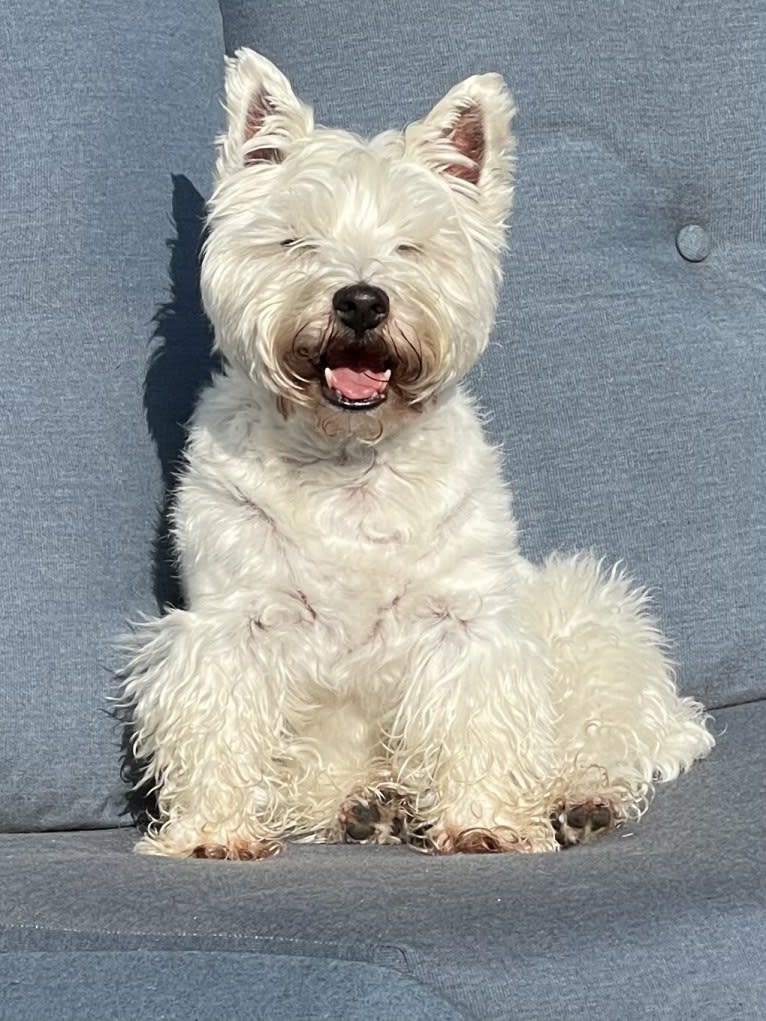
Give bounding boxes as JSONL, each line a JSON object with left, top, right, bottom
{"left": 392, "top": 610, "right": 559, "bottom": 853}
{"left": 121, "top": 605, "right": 296, "bottom": 859}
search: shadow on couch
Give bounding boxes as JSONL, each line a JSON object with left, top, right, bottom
{"left": 144, "top": 173, "right": 219, "bottom": 613}
{"left": 120, "top": 174, "right": 219, "bottom": 826}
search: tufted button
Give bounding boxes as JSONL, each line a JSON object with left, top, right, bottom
{"left": 676, "top": 224, "right": 711, "bottom": 262}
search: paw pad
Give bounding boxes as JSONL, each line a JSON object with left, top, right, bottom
{"left": 551, "top": 801, "right": 617, "bottom": 847}
{"left": 339, "top": 788, "right": 429, "bottom": 847}
{"left": 340, "top": 799, "right": 382, "bottom": 842}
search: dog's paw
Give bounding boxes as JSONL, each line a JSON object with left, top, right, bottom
{"left": 191, "top": 838, "right": 282, "bottom": 861}
{"left": 431, "top": 825, "right": 539, "bottom": 855}
{"left": 550, "top": 800, "right": 618, "bottom": 848}
{"left": 338, "top": 788, "right": 430, "bottom": 847}
{"left": 134, "top": 820, "right": 286, "bottom": 860}
{"left": 339, "top": 796, "right": 387, "bottom": 842}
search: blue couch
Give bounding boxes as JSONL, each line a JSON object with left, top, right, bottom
{"left": 1, "top": 2, "right": 763, "bottom": 1018}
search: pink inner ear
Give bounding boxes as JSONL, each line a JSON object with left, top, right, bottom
{"left": 244, "top": 89, "right": 281, "bottom": 166}
{"left": 445, "top": 105, "right": 485, "bottom": 184}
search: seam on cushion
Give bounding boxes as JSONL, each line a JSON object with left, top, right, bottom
{"left": 708, "top": 694, "right": 766, "bottom": 711}
{"left": 0, "top": 921, "right": 411, "bottom": 970}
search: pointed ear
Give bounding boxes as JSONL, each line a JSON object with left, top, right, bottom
{"left": 405, "top": 74, "right": 515, "bottom": 202}
{"left": 216, "top": 49, "right": 313, "bottom": 178}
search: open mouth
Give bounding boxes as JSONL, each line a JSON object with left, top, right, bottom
{"left": 320, "top": 361, "right": 392, "bottom": 411}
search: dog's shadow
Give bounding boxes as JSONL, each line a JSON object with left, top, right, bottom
{"left": 145, "top": 174, "right": 220, "bottom": 611}
{"left": 119, "top": 174, "right": 220, "bottom": 826}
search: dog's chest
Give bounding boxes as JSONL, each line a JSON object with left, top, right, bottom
{"left": 257, "top": 451, "right": 462, "bottom": 639}
{"left": 286, "top": 460, "right": 421, "bottom": 574}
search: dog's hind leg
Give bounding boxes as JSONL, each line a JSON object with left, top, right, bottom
{"left": 516, "top": 553, "right": 715, "bottom": 843}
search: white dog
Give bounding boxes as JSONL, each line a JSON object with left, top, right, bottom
{"left": 122, "top": 49, "right": 714, "bottom": 859}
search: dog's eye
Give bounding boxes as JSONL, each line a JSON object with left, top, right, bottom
{"left": 397, "top": 243, "right": 423, "bottom": 256}
{"left": 280, "top": 238, "right": 318, "bottom": 252}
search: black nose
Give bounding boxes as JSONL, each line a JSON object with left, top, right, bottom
{"left": 332, "top": 284, "right": 389, "bottom": 335}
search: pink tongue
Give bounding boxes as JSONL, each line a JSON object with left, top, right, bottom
{"left": 328, "top": 367, "right": 389, "bottom": 400}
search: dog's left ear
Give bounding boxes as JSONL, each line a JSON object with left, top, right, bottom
{"left": 406, "top": 74, "right": 515, "bottom": 209}
{"left": 216, "top": 48, "right": 313, "bottom": 179}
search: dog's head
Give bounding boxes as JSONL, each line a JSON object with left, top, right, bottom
{"left": 201, "top": 49, "right": 515, "bottom": 443}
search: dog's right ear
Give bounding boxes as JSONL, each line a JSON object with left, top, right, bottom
{"left": 216, "top": 49, "right": 313, "bottom": 178}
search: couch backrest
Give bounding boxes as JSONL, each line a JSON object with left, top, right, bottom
{"left": 0, "top": 0, "right": 224, "bottom": 830}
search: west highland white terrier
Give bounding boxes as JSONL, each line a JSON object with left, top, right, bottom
{"left": 122, "top": 49, "right": 714, "bottom": 859}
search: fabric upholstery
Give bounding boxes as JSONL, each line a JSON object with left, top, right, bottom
{"left": 0, "top": 952, "right": 466, "bottom": 1021}
{"left": 220, "top": 0, "right": 765, "bottom": 711}
{"left": 0, "top": 1, "right": 224, "bottom": 829}
{"left": 1, "top": 703, "right": 763, "bottom": 1020}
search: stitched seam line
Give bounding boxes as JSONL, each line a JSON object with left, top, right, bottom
{"left": 0, "top": 920, "right": 411, "bottom": 968}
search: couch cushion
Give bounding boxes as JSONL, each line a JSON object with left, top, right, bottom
{"left": 0, "top": 1, "right": 223, "bottom": 829}
{"left": 1, "top": 703, "right": 763, "bottom": 1020}
{"left": 0, "top": 952, "right": 466, "bottom": 1021}
{"left": 219, "top": 0, "right": 764, "bottom": 708}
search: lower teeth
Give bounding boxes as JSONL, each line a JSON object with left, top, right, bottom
{"left": 332, "top": 390, "right": 380, "bottom": 403}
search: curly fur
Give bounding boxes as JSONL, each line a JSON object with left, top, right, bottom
{"left": 120, "top": 50, "right": 714, "bottom": 858}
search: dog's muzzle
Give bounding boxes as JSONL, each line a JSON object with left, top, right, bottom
{"left": 321, "top": 284, "right": 393, "bottom": 411}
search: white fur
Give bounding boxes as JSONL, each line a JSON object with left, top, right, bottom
{"left": 121, "top": 50, "right": 713, "bottom": 858}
